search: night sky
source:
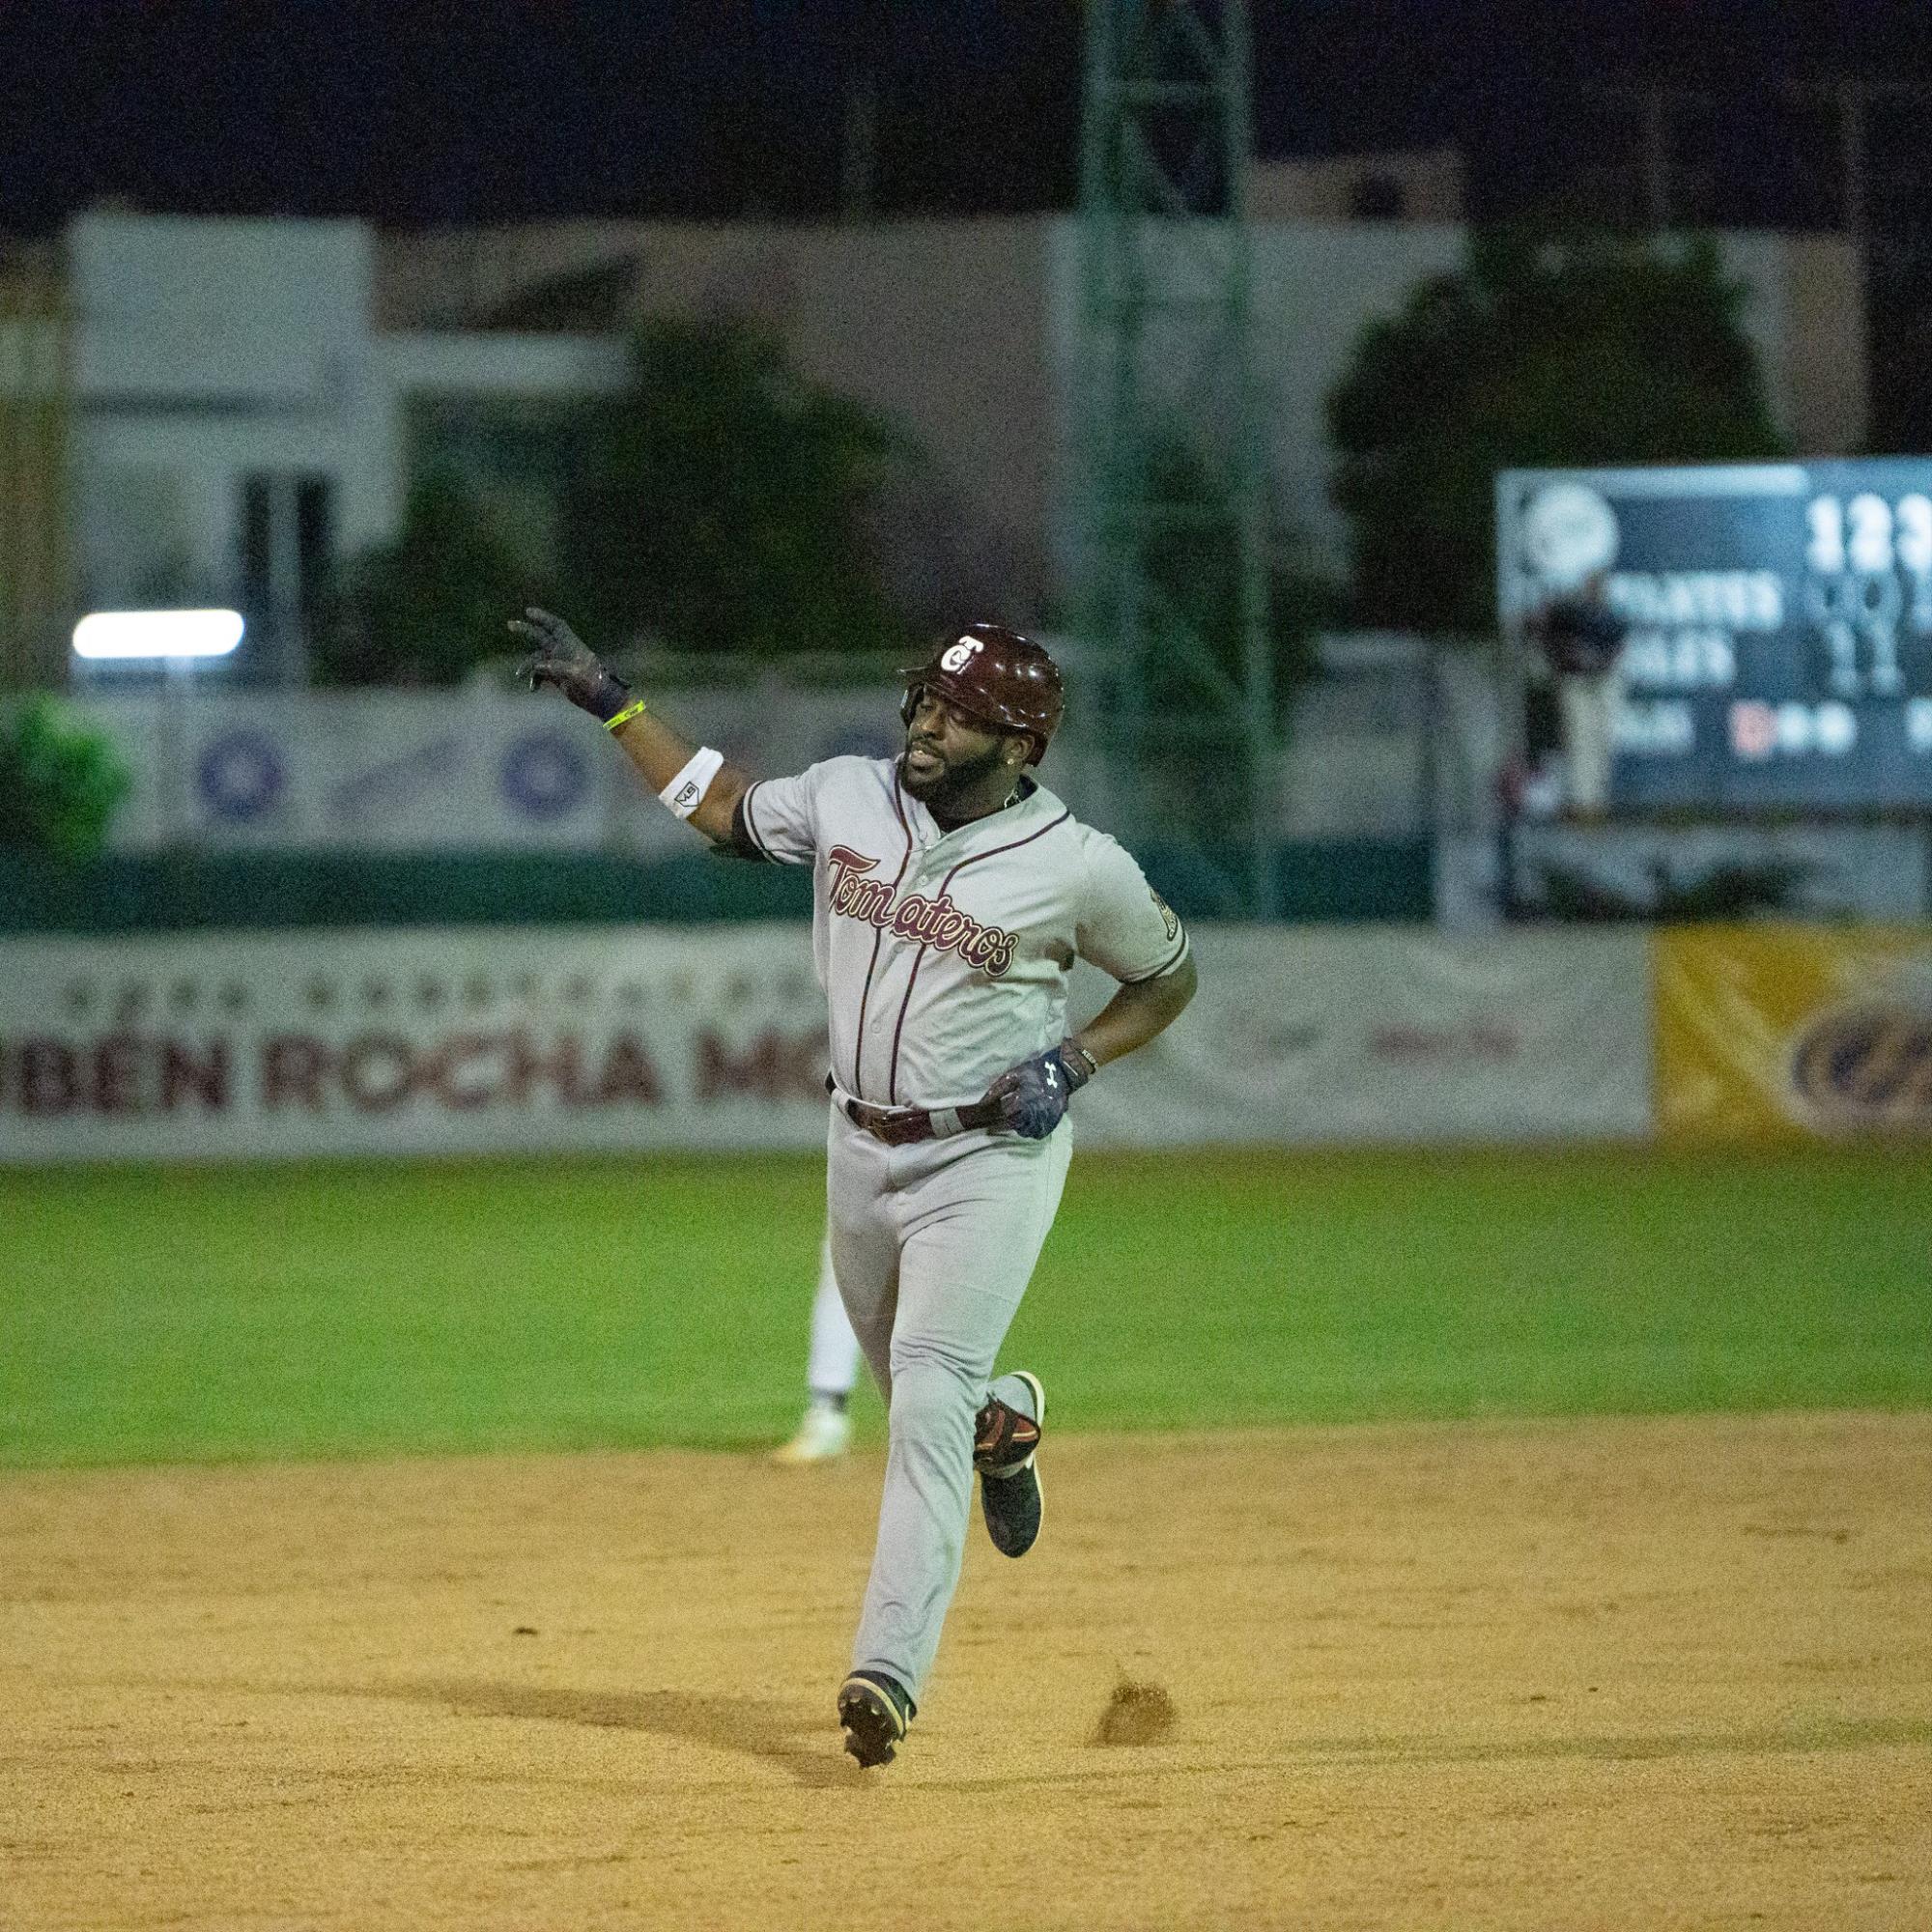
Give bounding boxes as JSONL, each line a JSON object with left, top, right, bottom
{"left": 3, "top": 1, "right": 1930, "bottom": 236}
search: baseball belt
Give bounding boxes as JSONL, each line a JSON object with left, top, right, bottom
{"left": 825, "top": 1074, "right": 1007, "bottom": 1145}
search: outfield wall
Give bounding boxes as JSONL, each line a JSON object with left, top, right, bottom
{"left": 0, "top": 923, "right": 1924, "bottom": 1165}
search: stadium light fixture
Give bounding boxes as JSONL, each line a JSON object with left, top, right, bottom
{"left": 71, "top": 610, "right": 245, "bottom": 660}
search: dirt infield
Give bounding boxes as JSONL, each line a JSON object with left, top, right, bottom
{"left": 4, "top": 1411, "right": 1928, "bottom": 1930}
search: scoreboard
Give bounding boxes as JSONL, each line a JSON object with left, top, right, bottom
{"left": 1497, "top": 460, "right": 1932, "bottom": 810}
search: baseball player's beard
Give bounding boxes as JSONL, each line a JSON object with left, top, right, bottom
{"left": 899, "top": 737, "right": 1009, "bottom": 818}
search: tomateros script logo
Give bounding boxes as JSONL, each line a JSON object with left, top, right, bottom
{"left": 826, "top": 846, "right": 1019, "bottom": 976}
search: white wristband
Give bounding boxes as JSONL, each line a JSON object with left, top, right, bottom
{"left": 660, "top": 747, "right": 724, "bottom": 819}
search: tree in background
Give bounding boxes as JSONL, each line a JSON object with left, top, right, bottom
{"left": 563, "top": 317, "right": 914, "bottom": 660}
{"left": 1326, "top": 229, "right": 1789, "bottom": 635}
{"left": 316, "top": 467, "right": 545, "bottom": 687}
{"left": 0, "top": 697, "right": 131, "bottom": 859}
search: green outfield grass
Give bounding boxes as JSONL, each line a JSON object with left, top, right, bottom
{"left": 2, "top": 1145, "right": 1928, "bottom": 1468}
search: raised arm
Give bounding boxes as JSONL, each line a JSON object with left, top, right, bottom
{"left": 511, "top": 607, "right": 750, "bottom": 846}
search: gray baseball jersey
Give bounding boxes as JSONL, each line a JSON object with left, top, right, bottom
{"left": 741, "top": 755, "right": 1188, "bottom": 1108}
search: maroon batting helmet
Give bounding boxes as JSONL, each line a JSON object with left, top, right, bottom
{"left": 899, "top": 622, "right": 1065, "bottom": 765}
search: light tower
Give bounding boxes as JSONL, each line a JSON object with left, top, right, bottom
{"left": 1073, "top": 0, "right": 1275, "bottom": 915}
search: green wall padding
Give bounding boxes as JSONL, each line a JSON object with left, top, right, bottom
{"left": 0, "top": 839, "right": 1431, "bottom": 935}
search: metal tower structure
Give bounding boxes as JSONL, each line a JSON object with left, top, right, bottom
{"left": 1074, "top": 0, "right": 1275, "bottom": 916}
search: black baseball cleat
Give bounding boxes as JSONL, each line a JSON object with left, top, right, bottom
{"left": 838, "top": 1670, "right": 916, "bottom": 1768}
{"left": 974, "top": 1370, "right": 1045, "bottom": 1558}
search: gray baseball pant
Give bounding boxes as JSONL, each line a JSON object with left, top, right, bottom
{"left": 824, "top": 1103, "right": 1073, "bottom": 1701}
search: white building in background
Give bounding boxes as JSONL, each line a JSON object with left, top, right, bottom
{"left": 381, "top": 208, "right": 1866, "bottom": 628}
{"left": 58, "top": 213, "right": 625, "bottom": 687}
{"left": 8, "top": 194, "right": 1867, "bottom": 696}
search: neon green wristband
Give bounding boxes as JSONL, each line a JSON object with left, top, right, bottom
{"left": 604, "top": 697, "right": 649, "bottom": 732}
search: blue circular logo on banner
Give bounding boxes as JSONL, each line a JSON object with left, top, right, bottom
{"left": 198, "top": 731, "right": 286, "bottom": 822}
{"left": 500, "top": 732, "right": 591, "bottom": 818}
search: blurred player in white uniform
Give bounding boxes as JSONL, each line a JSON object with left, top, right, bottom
{"left": 771, "top": 1232, "right": 863, "bottom": 1463}
{"left": 516, "top": 610, "right": 1196, "bottom": 1768}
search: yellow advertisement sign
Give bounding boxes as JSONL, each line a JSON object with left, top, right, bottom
{"left": 1656, "top": 925, "right": 1932, "bottom": 1139}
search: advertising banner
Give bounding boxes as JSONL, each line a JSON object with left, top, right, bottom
{"left": 1655, "top": 924, "right": 1932, "bottom": 1139}
{"left": 0, "top": 924, "right": 1654, "bottom": 1166}
{"left": 1072, "top": 925, "right": 1652, "bottom": 1149}
{"left": 0, "top": 926, "right": 832, "bottom": 1165}
{"left": 53, "top": 685, "right": 908, "bottom": 855}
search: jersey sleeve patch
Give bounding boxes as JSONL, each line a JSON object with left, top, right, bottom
{"left": 1120, "top": 926, "right": 1191, "bottom": 983}
{"left": 1073, "top": 828, "right": 1189, "bottom": 984}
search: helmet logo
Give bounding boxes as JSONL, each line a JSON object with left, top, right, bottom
{"left": 940, "top": 636, "right": 984, "bottom": 673}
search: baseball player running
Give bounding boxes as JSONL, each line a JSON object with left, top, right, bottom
{"left": 515, "top": 609, "right": 1197, "bottom": 1768}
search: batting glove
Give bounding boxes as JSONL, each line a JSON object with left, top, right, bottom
{"left": 510, "top": 607, "right": 633, "bottom": 724}
{"left": 984, "top": 1041, "right": 1094, "bottom": 1140}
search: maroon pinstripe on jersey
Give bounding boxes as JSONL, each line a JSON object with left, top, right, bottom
{"left": 846, "top": 776, "right": 914, "bottom": 1101}
{"left": 886, "top": 810, "right": 1069, "bottom": 1103}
